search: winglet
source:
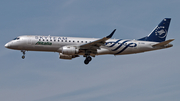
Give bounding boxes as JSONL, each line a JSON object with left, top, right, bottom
{"left": 106, "top": 29, "right": 116, "bottom": 38}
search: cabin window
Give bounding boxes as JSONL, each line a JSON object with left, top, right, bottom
{"left": 77, "top": 41, "right": 79, "bottom": 43}
{"left": 61, "top": 40, "right": 63, "bottom": 42}
{"left": 54, "top": 40, "right": 56, "bottom": 42}
{"left": 43, "top": 39, "right": 44, "bottom": 41}
{"left": 73, "top": 41, "right": 75, "bottom": 42}
{"left": 69, "top": 40, "right": 71, "bottom": 42}
{"left": 39, "top": 39, "right": 41, "bottom": 41}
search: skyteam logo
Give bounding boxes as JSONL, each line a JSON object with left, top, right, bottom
{"left": 155, "top": 26, "right": 167, "bottom": 38}
{"left": 105, "top": 40, "right": 137, "bottom": 55}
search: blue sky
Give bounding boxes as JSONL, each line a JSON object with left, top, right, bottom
{"left": 1, "top": 0, "right": 180, "bottom": 101}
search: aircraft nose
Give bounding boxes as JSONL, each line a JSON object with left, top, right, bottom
{"left": 5, "top": 43, "right": 9, "bottom": 48}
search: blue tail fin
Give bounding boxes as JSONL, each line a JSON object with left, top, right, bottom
{"left": 138, "top": 18, "right": 171, "bottom": 42}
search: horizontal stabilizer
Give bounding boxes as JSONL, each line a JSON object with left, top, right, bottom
{"left": 152, "top": 39, "right": 174, "bottom": 47}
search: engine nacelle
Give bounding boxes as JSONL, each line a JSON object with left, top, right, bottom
{"left": 59, "top": 53, "right": 73, "bottom": 60}
{"left": 59, "top": 53, "right": 79, "bottom": 60}
{"left": 62, "top": 46, "right": 79, "bottom": 55}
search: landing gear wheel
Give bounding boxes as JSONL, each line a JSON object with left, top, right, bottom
{"left": 21, "top": 50, "right": 26, "bottom": 59}
{"left": 86, "top": 56, "right": 92, "bottom": 61}
{"left": 84, "top": 56, "right": 92, "bottom": 65}
{"left": 84, "top": 60, "right": 89, "bottom": 64}
{"left": 22, "top": 55, "right": 25, "bottom": 59}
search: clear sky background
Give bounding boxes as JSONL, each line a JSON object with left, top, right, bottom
{"left": 1, "top": 0, "right": 180, "bottom": 101}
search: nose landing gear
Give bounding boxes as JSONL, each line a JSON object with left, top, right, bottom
{"left": 21, "top": 50, "right": 26, "bottom": 59}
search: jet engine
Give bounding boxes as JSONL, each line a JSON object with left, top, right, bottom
{"left": 62, "top": 46, "right": 79, "bottom": 55}
{"left": 59, "top": 53, "right": 79, "bottom": 60}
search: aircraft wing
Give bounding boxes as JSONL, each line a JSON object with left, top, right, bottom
{"left": 79, "top": 29, "right": 116, "bottom": 53}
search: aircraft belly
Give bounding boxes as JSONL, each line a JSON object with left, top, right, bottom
{"left": 113, "top": 47, "right": 134, "bottom": 55}
{"left": 97, "top": 48, "right": 111, "bottom": 55}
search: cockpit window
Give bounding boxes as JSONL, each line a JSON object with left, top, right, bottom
{"left": 13, "top": 37, "right": 20, "bottom": 40}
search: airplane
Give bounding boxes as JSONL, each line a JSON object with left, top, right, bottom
{"left": 5, "top": 18, "right": 174, "bottom": 64}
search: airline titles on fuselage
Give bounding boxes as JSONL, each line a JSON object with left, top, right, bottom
{"left": 35, "top": 36, "right": 68, "bottom": 41}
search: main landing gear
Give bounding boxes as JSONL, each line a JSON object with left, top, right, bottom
{"left": 84, "top": 50, "right": 93, "bottom": 65}
{"left": 21, "top": 50, "right": 26, "bottom": 59}
{"left": 84, "top": 56, "right": 92, "bottom": 65}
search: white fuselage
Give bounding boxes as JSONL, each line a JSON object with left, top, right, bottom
{"left": 5, "top": 35, "right": 162, "bottom": 56}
